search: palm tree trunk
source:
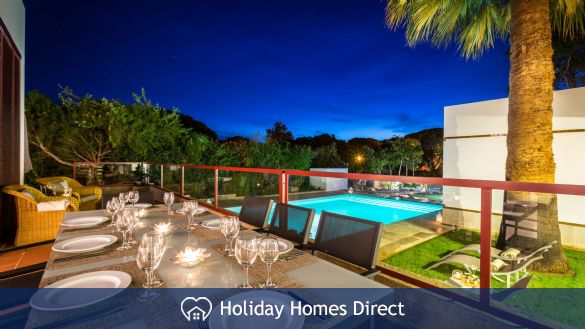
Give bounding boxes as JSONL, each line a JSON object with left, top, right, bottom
{"left": 501, "top": 0, "right": 570, "bottom": 273}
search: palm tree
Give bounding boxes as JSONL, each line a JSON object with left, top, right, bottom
{"left": 385, "top": 0, "right": 584, "bottom": 273}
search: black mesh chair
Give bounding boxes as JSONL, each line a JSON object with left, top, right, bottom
{"left": 267, "top": 203, "right": 315, "bottom": 248}
{"left": 238, "top": 196, "right": 275, "bottom": 229}
{"left": 312, "top": 211, "right": 383, "bottom": 277}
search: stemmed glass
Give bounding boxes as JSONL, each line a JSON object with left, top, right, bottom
{"left": 259, "top": 238, "right": 280, "bottom": 288}
{"left": 119, "top": 192, "right": 129, "bottom": 208}
{"left": 105, "top": 200, "right": 116, "bottom": 220}
{"left": 115, "top": 210, "right": 137, "bottom": 250}
{"left": 184, "top": 201, "right": 197, "bottom": 231}
{"left": 128, "top": 191, "right": 139, "bottom": 208}
{"left": 136, "top": 232, "right": 166, "bottom": 290}
{"left": 235, "top": 236, "right": 259, "bottom": 288}
{"left": 108, "top": 197, "right": 122, "bottom": 227}
{"left": 220, "top": 216, "right": 240, "bottom": 256}
{"left": 163, "top": 192, "right": 174, "bottom": 218}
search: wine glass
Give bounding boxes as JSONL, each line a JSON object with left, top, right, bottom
{"left": 136, "top": 232, "right": 166, "bottom": 289}
{"left": 108, "top": 197, "right": 121, "bottom": 227}
{"left": 129, "top": 191, "right": 139, "bottom": 207}
{"left": 235, "top": 235, "right": 259, "bottom": 288}
{"left": 163, "top": 192, "right": 175, "bottom": 217}
{"left": 259, "top": 238, "right": 280, "bottom": 288}
{"left": 115, "top": 210, "right": 135, "bottom": 250}
{"left": 185, "top": 201, "right": 198, "bottom": 231}
{"left": 105, "top": 200, "right": 116, "bottom": 219}
{"left": 220, "top": 216, "right": 240, "bottom": 256}
{"left": 119, "top": 192, "right": 128, "bottom": 208}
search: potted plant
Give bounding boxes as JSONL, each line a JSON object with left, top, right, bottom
{"left": 131, "top": 163, "right": 149, "bottom": 186}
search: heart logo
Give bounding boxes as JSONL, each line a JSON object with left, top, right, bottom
{"left": 181, "top": 297, "right": 213, "bottom": 322}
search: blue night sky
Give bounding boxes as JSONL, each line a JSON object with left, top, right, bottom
{"left": 24, "top": 0, "right": 510, "bottom": 140}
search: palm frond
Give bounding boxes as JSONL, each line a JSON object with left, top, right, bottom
{"left": 551, "top": 0, "right": 585, "bottom": 39}
{"left": 385, "top": 0, "right": 508, "bottom": 59}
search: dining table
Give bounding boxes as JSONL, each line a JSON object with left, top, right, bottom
{"left": 26, "top": 202, "right": 392, "bottom": 329}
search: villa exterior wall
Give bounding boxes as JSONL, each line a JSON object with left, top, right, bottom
{"left": 0, "top": 0, "right": 26, "bottom": 184}
{"left": 443, "top": 87, "right": 585, "bottom": 249}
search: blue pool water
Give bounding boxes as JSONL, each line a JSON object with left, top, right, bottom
{"left": 226, "top": 194, "right": 442, "bottom": 238}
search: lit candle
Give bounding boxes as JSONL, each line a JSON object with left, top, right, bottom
{"left": 175, "top": 246, "right": 210, "bottom": 267}
{"left": 154, "top": 222, "right": 173, "bottom": 235}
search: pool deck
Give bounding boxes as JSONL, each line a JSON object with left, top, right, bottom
{"left": 377, "top": 212, "right": 453, "bottom": 261}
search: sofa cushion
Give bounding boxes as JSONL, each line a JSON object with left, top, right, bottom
{"left": 37, "top": 200, "right": 70, "bottom": 212}
{"left": 49, "top": 181, "right": 69, "bottom": 194}
{"left": 80, "top": 194, "right": 99, "bottom": 203}
{"left": 20, "top": 190, "right": 36, "bottom": 201}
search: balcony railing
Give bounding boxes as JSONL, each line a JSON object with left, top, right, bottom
{"left": 73, "top": 161, "right": 585, "bottom": 302}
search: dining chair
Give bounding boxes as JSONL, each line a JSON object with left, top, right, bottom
{"left": 267, "top": 203, "right": 315, "bottom": 248}
{"left": 238, "top": 196, "right": 274, "bottom": 230}
{"left": 312, "top": 211, "right": 383, "bottom": 277}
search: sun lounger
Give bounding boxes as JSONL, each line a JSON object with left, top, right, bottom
{"left": 442, "top": 241, "right": 556, "bottom": 264}
{"left": 428, "top": 247, "right": 550, "bottom": 288}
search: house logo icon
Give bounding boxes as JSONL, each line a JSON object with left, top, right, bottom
{"left": 180, "top": 297, "right": 213, "bottom": 322}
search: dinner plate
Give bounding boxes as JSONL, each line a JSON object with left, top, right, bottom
{"left": 201, "top": 218, "right": 221, "bottom": 230}
{"left": 61, "top": 216, "right": 109, "bottom": 228}
{"left": 126, "top": 203, "right": 152, "bottom": 209}
{"left": 176, "top": 207, "right": 206, "bottom": 215}
{"left": 52, "top": 235, "right": 118, "bottom": 253}
{"left": 277, "top": 239, "right": 294, "bottom": 254}
{"left": 30, "top": 271, "right": 131, "bottom": 311}
{"left": 209, "top": 290, "right": 304, "bottom": 329}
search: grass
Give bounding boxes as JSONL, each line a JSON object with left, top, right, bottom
{"left": 382, "top": 229, "right": 585, "bottom": 328}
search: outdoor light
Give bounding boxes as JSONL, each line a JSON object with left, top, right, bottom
{"left": 355, "top": 154, "right": 365, "bottom": 164}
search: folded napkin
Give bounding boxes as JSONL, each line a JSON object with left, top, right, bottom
{"left": 491, "top": 259, "right": 507, "bottom": 271}
{"left": 37, "top": 200, "right": 70, "bottom": 212}
{"left": 500, "top": 248, "right": 521, "bottom": 258}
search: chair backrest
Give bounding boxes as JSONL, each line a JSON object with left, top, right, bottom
{"left": 267, "top": 203, "right": 315, "bottom": 246}
{"left": 313, "top": 211, "right": 383, "bottom": 270}
{"left": 238, "top": 196, "right": 274, "bottom": 229}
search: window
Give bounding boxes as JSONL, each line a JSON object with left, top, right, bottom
{"left": 0, "top": 20, "right": 21, "bottom": 187}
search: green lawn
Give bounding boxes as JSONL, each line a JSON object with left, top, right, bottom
{"left": 382, "top": 230, "right": 585, "bottom": 327}
{"left": 382, "top": 229, "right": 585, "bottom": 288}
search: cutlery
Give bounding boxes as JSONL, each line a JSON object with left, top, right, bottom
{"left": 279, "top": 251, "right": 304, "bottom": 261}
{"left": 53, "top": 248, "right": 115, "bottom": 263}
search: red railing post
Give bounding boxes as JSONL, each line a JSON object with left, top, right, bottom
{"left": 180, "top": 166, "right": 185, "bottom": 196}
{"left": 480, "top": 187, "right": 492, "bottom": 305}
{"left": 214, "top": 169, "right": 219, "bottom": 208}
{"left": 73, "top": 161, "right": 77, "bottom": 180}
{"left": 284, "top": 171, "right": 289, "bottom": 203}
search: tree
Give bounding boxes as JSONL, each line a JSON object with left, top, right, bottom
{"left": 385, "top": 0, "right": 585, "bottom": 273}
{"left": 553, "top": 35, "right": 585, "bottom": 89}
{"left": 311, "top": 143, "right": 345, "bottom": 168}
{"left": 266, "top": 121, "right": 293, "bottom": 143}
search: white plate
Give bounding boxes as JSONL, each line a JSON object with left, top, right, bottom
{"left": 277, "top": 239, "right": 294, "bottom": 254}
{"left": 201, "top": 218, "right": 221, "bottom": 230}
{"left": 126, "top": 203, "right": 152, "bottom": 209}
{"left": 209, "top": 291, "right": 304, "bottom": 329}
{"left": 52, "top": 235, "right": 118, "bottom": 253}
{"left": 61, "top": 216, "right": 109, "bottom": 228}
{"left": 30, "top": 271, "right": 131, "bottom": 311}
{"left": 176, "top": 207, "right": 206, "bottom": 215}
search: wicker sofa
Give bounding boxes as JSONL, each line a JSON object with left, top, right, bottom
{"left": 1, "top": 185, "right": 79, "bottom": 246}
{"left": 36, "top": 176, "right": 102, "bottom": 211}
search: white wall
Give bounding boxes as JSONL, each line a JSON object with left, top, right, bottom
{"left": 443, "top": 87, "right": 585, "bottom": 226}
{"left": 0, "top": 0, "right": 26, "bottom": 183}
{"left": 309, "top": 168, "right": 348, "bottom": 191}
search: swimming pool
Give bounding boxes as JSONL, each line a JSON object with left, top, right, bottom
{"left": 226, "top": 194, "right": 442, "bottom": 238}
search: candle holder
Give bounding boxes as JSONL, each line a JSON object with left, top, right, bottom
{"left": 172, "top": 246, "right": 211, "bottom": 267}
{"left": 154, "top": 222, "right": 175, "bottom": 236}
